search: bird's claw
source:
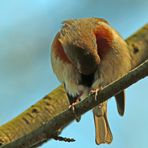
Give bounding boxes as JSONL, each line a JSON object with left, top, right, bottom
{"left": 90, "top": 87, "right": 102, "bottom": 101}
{"left": 98, "top": 103, "right": 103, "bottom": 109}
{"left": 69, "top": 100, "right": 81, "bottom": 122}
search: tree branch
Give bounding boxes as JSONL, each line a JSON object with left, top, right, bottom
{"left": 0, "top": 24, "right": 148, "bottom": 148}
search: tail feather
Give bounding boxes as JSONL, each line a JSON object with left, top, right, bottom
{"left": 93, "top": 102, "right": 113, "bottom": 144}
{"left": 114, "top": 90, "right": 125, "bottom": 116}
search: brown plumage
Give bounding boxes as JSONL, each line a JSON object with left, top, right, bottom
{"left": 51, "top": 18, "right": 131, "bottom": 144}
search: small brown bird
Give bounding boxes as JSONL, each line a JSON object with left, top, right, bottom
{"left": 51, "top": 18, "right": 131, "bottom": 144}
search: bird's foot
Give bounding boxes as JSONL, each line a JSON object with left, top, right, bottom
{"left": 90, "top": 87, "right": 102, "bottom": 101}
{"left": 98, "top": 103, "right": 103, "bottom": 109}
{"left": 69, "top": 98, "right": 81, "bottom": 122}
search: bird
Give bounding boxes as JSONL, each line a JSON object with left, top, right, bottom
{"left": 51, "top": 18, "right": 131, "bottom": 144}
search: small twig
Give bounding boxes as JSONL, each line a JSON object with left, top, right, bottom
{"left": 52, "top": 135, "right": 76, "bottom": 142}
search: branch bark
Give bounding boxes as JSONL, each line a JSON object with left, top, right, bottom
{"left": 0, "top": 24, "right": 148, "bottom": 148}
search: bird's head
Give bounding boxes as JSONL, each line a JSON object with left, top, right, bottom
{"left": 58, "top": 20, "right": 101, "bottom": 75}
{"left": 54, "top": 18, "right": 114, "bottom": 75}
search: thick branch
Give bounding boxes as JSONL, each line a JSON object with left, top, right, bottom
{"left": 0, "top": 24, "right": 148, "bottom": 148}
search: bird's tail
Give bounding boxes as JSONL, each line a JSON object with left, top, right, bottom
{"left": 93, "top": 101, "right": 113, "bottom": 144}
{"left": 114, "top": 90, "right": 125, "bottom": 116}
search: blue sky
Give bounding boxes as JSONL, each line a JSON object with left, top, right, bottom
{"left": 0, "top": 0, "right": 148, "bottom": 148}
